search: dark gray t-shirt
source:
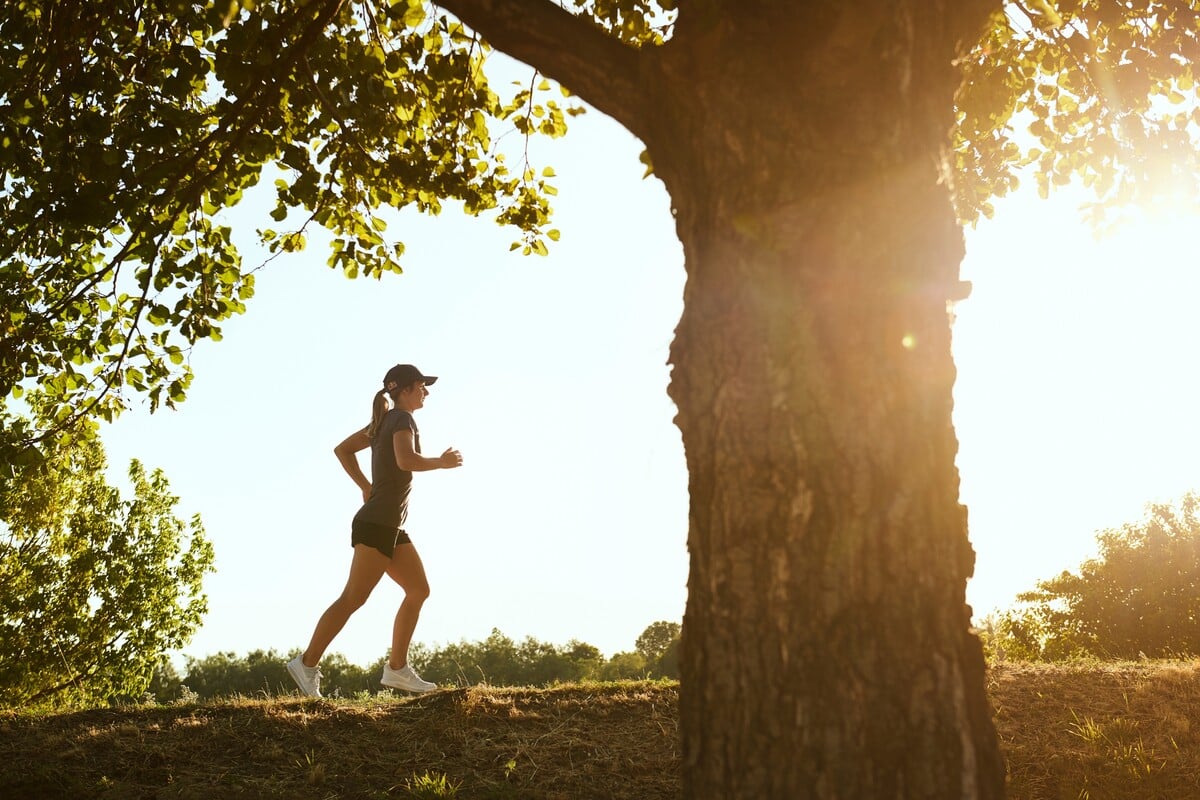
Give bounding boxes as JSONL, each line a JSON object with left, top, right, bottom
{"left": 353, "top": 409, "right": 419, "bottom": 529}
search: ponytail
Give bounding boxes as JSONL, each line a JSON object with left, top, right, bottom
{"left": 366, "top": 388, "right": 391, "bottom": 440}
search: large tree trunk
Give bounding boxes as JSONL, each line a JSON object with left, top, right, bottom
{"left": 666, "top": 178, "right": 1003, "bottom": 797}
{"left": 647, "top": 5, "right": 1006, "bottom": 798}
{"left": 434, "top": 1, "right": 1005, "bottom": 796}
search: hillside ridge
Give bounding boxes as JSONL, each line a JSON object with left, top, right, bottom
{"left": 5, "top": 664, "right": 1200, "bottom": 798}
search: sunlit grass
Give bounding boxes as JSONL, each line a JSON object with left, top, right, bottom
{"left": 6, "top": 667, "right": 1200, "bottom": 798}
{"left": 993, "top": 660, "right": 1200, "bottom": 798}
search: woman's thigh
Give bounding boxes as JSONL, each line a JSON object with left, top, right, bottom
{"left": 386, "top": 543, "right": 430, "bottom": 598}
{"left": 340, "top": 544, "right": 391, "bottom": 605}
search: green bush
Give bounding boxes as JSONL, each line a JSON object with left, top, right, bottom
{"left": 988, "top": 494, "right": 1200, "bottom": 661}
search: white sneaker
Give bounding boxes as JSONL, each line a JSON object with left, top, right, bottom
{"left": 381, "top": 663, "right": 437, "bottom": 693}
{"left": 287, "top": 655, "right": 322, "bottom": 697}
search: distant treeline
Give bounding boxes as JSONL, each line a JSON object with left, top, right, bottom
{"left": 147, "top": 622, "right": 680, "bottom": 702}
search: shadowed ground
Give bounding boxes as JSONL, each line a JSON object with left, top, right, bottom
{"left": 3, "top": 666, "right": 1200, "bottom": 798}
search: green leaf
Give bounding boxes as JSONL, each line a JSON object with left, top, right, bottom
{"left": 403, "top": 0, "right": 425, "bottom": 28}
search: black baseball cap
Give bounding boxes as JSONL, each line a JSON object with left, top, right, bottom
{"left": 383, "top": 364, "right": 438, "bottom": 388}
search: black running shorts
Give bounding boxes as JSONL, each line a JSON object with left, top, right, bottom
{"left": 351, "top": 519, "right": 412, "bottom": 559}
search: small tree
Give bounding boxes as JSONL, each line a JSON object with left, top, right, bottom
{"left": 655, "top": 635, "right": 680, "bottom": 680}
{"left": 633, "top": 620, "right": 681, "bottom": 678}
{"left": 635, "top": 621, "right": 680, "bottom": 663}
{"left": 0, "top": 434, "right": 214, "bottom": 708}
{"left": 993, "top": 493, "right": 1200, "bottom": 660}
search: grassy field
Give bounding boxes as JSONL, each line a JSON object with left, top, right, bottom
{"left": 2, "top": 663, "right": 1199, "bottom": 799}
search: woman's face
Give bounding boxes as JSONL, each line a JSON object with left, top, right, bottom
{"left": 396, "top": 381, "right": 429, "bottom": 412}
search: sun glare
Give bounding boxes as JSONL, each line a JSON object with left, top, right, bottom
{"left": 956, "top": 189, "right": 1200, "bottom": 619}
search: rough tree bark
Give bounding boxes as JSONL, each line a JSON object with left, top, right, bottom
{"left": 436, "top": 1, "right": 1006, "bottom": 796}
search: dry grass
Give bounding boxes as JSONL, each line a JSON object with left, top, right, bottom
{"left": 991, "top": 660, "right": 1200, "bottom": 799}
{"left": 5, "top": 664, "right": 1200, "bottom": 799}
{"left": 0, "top": 681, "right": 679, "bottom": 799}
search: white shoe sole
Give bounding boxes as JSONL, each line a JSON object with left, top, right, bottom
{"left": 381, "top": 678, "right": 437, "bottom": 693}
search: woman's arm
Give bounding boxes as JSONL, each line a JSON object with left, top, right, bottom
{"left": 393, "top": 429, "right": 463, "bottom": 472}
{"left": 334, "top": 428, "right": 372, "bottom": 502}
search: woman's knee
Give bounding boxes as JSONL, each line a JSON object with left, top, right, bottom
{"left": 405, "top": 579, "right": 430, "bottom": 604}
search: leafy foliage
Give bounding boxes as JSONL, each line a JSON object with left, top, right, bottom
{"left": 406, "top": 624, "right": 683, "bottom": 686}
{"left": 956, "top": 0, "right": 1200, "bottom": 224}
{"left": 182, "top": 648, "right": 381, "bottom": 700}
{"left": 162, "top": 622, "right": 680, "bottom": 700}
{"left": 634, "top": 619, "right": 679, "bottom": 662}
{"left": 0, "top": 0, "right": 581, "bottom": 460}
{"left": 988, "top": 493, "right": 1200, "bottom": 661}
{"left": 0, "top": 434, "right": 214, "bottom": 709}
{"left": 144, "top": 656, "right": 186, "bottom": 704}
{"left": 4, "top": 0, "right": 1198, "bottom": 460}
{"left": 555, "top": 0, "right": 677, "bottom": 46}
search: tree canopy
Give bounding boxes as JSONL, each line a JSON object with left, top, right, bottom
{"left": 957, "top": 0, "right": 1200, "bottom": 225}
{"left": 1, "top": 0, "right": 578, "bottom": 465}
{"left": 0, "top": 433, "right": 214, "bottom": 709}
{"left": 2, "top": 0, "right": 1198, "bottom": 460}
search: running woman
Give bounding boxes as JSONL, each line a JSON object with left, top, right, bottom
{"left": 287, "top": 363, "right": 463, "bottom": 697}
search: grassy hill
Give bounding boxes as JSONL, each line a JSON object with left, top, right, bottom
{"left": 2, "top": 663, "right": 1199, "bottom": 799}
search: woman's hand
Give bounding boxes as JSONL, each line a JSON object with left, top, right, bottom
{"left": 439, "top": 447, "right": 464, "bottom": 469}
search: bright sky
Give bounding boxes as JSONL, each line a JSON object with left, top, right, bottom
{"left": 99, "top": 57, "right": 1200, "bottom": 669}
{"left": 956, "top": 189, "right": 1200, "bottom": 618}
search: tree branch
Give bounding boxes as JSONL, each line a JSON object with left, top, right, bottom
{"left": 431, "top": 0, "right": 650, "bottom": 138}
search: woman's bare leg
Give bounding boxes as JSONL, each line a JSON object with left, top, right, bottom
{"left": 385, "top": 543, "right": 431, "bottom": 669}
{"left": 302, "top": 544, "right": 389, "bottom": 666}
